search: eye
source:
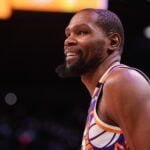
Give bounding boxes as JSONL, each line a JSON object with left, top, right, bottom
{"left": 78, "top": 31, "right": 88, "bottom": 36}
{"left": 80, "top": 31, "right": 86, "bottom": 35}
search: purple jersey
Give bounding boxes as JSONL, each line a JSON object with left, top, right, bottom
{"left": 81, "top": 64, "right": 131, "bottom": 150}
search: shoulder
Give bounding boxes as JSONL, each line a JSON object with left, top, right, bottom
{"left": 102, "top": 66, "right": 150, "bottom": 124}
{"left": 104, "top": 66, "right": 149, "bottom": 94}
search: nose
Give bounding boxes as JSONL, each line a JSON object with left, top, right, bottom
{"left": 64, "top": 35, "right": 77, "bottom": 47}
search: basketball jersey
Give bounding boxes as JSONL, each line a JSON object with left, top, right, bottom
{"left": 81, "top": 64, "right": 150, "bottom": 150}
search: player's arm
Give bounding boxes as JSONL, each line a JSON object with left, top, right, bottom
{"left": 104, "top": 68, "right": 150, "bottom": 150}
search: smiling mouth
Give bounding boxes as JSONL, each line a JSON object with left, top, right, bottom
{"left": 65, "top": 52, "right": 78, "bottom": 63}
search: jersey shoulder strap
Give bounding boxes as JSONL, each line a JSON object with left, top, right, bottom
{"left": 99, "top": 64, "right": 126, "bottom": 84}
{"left": 99, "top": 64, "right": 150, "bottom": 85}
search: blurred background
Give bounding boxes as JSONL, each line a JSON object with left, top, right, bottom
{"left": 0, "top": 0, "right": 150, "bottom": 149}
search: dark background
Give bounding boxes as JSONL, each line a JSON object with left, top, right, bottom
{"left": 0, "top": 0, "right": 149, "bottom": 149}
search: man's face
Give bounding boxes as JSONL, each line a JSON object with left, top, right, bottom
{"left": 56, "top": 11, "right": 109, "bottom": 77}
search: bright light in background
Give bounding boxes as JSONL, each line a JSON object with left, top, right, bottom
{"left": 0, "top": 0, "right": 12, "bottom": 19}
{"left": 0, "top": 0, "right": 108, "bottom": 19}
{"left": 12, "top": 0, "right": 108, "bottom": 12}
{"left": 143, "top": 26, "right": 150, "bottom": 39}
{"left": 97, "top": 0, "right": 108, "bottom": 10}
{"left": 31, "top": 0, "right": 53, "bottom": 5}
{"left": 5, "top": 92, "right": 18, "bottom": 106}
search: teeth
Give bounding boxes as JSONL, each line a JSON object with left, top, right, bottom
{"left": 66, "top": 52, "right": 76, "bottom": 56}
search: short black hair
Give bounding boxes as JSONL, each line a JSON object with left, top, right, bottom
{"left": 78, "top": 8, "right": 125, "bottom": 55}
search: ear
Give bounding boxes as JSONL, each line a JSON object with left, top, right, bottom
{"left": 107, "top": 32, "right": 121, "bottom": 52}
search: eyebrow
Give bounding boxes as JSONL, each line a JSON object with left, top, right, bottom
{"left": 65, "top": 24, "right": 90, "bottom": 33}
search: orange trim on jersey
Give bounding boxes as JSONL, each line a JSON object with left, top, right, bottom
{"left": 85, "top": 143, "right": 93, "bottom": 150}
{"left": 92, "top": 87, "right": 100, "bottom": 98}
{"left": 93, "top": 111, "right": 122, "bottom": 134}
{"left": 114, "top": 143, "right": 127, "bottom": 150}
{"left": 90, "top": 111, "right": 94, "bottom": 115}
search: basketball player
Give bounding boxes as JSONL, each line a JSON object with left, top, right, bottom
{"left": 56, "top": 8, "right": 150, "bottom": 149}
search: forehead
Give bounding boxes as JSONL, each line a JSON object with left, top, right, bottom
{"left": 67, "top": 11, "right": 98, "bottom": 28}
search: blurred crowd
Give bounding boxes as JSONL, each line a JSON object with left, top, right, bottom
{"left": 0, "top": 100, "right": 88, "bottom": 150}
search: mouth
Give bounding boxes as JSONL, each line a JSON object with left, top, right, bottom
{"left": 65, "top": 51, "right": 79, "bottom": 64}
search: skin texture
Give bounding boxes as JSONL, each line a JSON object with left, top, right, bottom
{"left": 59, "top": 9, "right": 150, "bottom": 149}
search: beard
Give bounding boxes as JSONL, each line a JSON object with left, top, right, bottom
{"left": 55, "top": 55, "right": 100, "bottom": 78}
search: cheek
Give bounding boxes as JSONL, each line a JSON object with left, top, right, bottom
{"left": 83, "top": 40, "right": 106, "bottom": 61}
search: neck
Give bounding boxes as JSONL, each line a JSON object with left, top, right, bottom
{"left": 81, "top": 52, "right": 121, "bottom": 96}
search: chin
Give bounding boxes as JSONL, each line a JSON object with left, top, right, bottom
{"left": 66, "top": 62, "right": 75, "bottom": 69}
{"left": 56, "top": 57, "right": 100, "bottom": 78}
{"left": 65, "top": 56, "right": 79, "bottom": 68}
{"left": 55, "top": 59, "right": 84, "bottom": 78}
{"left": 55, "top": 63, "right": 81, "bottom": 78}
